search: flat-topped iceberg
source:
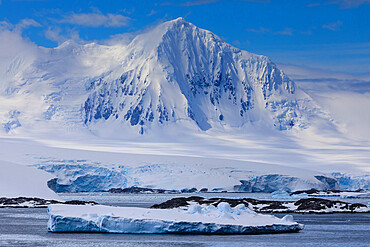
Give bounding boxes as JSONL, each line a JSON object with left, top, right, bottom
{"left": 48, "top": 203, "right": 304, "bottom": 234}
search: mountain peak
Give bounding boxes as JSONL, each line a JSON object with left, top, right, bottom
{"left": 162, "top": 17, "right": 196, "bottom": 34}
{"left": 171, "top": 17, "right": 187, "bottom": 23}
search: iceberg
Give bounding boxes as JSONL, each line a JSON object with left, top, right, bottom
{"left": 48, "top": 203, "right": 304, "bottom": 234}
{"left": 270, "top": 190, "right": 291, "bottom": 199}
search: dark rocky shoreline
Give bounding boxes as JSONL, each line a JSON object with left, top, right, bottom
{"left": 0, "top": 197, "right": 97, "bottom": 208}
{"left": 108, "top": 187, "right": 213, "bottom": 194}
{"left": 151, "top": 196, "right": 370, "bottom": 213}
{"left": 2, "top": 194, "right": 369, "bottom": 213}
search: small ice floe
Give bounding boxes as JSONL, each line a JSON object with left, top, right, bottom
{"left": 291, "top": 193, "right": 309, "bottom": 199}
{"left": 270, "top": 190, "right": 291, "bottom": 199}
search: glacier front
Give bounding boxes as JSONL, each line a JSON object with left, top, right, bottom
{"left": 48, "top": 203, "right": 304, "bottom": 234}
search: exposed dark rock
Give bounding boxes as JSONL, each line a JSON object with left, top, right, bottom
{"left": 290, "top": 189, "right": 320, "bottom": 195}
{"left": 294, "top": 198, "right": 334, "bottom": 211}
{"left": 151, "top": 197, "right": 277, "bottom": 209}
{"left": 349, "top": 203, "right": 368, "bottom": 211}
{"left": 151, "top": 196, "right": 369, "bottom": 213}
{"left": 63, "top": 200, "right": 97, "bottom": 205}
{"left": 0, "top": 197, "right": 59, "bottom": 207}
{"left": 108, "top": 187, "right": 179, "bottom": 194}
{"left": 109, "top": 186, "right": 204, "bottom": 194}
{"left": 151, "top": 197, "right": 196, "bottom": 209}
{"left": 0, "top": 197, "right": 98, "bottom": 208}
{"left": 294, "top": 198, "right": 367, "bottom": 212}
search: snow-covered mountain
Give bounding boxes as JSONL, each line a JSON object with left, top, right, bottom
{"left": 1, "top": 18, "right": 368, "bottom": 197}
{"left": 83, "top": 17, "right": 324, "bottom": 134}
{"left": 1, "top": 17, "right": 326, "bottom": 136}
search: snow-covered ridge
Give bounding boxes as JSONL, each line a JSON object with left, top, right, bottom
{"left": 47, "top": 203, "right": 304, "bottom": 234}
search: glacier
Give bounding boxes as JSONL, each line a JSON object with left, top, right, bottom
{"left": 36, "top": 159, "right": 370, "bottom": 193}
{"left": 47, "top": 203, "right": 304, "bottom": 234}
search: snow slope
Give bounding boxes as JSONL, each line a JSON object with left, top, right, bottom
{"left": 0, "top": 160, "right": 58, "bottom": 199}
{"left": 0, "top": 137, "right": 368, "bottom": 193}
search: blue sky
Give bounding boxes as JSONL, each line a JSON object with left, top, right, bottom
{"left": 0, "top": 0, "right": 369, "bottom": 74}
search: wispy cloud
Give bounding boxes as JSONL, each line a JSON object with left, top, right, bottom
{"left": 232, "top": 40, "right": 241, "bottom": 46}
{"left": 307, "top": 2, "right": 321, "bottom": 7}
{"left": 247, "top": 27, "right": 270, "bottom": 33}
{"left": 60, "top": 12, "right": 130, "bottom": 27}
{"left": 14, "top": 19, "right": 41, "bottom": 32}
{"left": 330, "top": 0, "right": 370, "bottom": 8}
{"left": 0, "top": 21, "right": 12, "bottom": 30}
{"left": 242, "top": 0, "right": 271, "bottom": 2}
{"left": 322, "top": 21, "right": 342, "bottom": 31}
{"left": 266, "top": 42, "right": 370, "bottom": 74}
{"left": 181, "top": 0, "right": 220, "bottom": 6}
{"left": 232, "top": 39, "right": 250, "bottom": 47}
{"left": 160, "top": 1, "right": 173, "bottom": 6}
{"left": 44, "top": 26, "right": 82, "bottom": 45}
{"left": 0, "top": 25, "right": 39, "bottom": 74}
{"left": 181, "top": 0, "right": 269, "bottom": 6}
{"left": 308, "top": 0, "right": 370, "bottom": 8}
{"left": 276, "top": 28, "right": 293, "bottom": 36}
{"left": 44, "top": 26, "right": 62, "bottom": 43}
{"left": 247, "top": 27, "right": 293, "bottom": 35}
{"left": 147, "top": 9, "right": 157, "bottom": 16}
{"left": 0, "top": 19, "right": 41, "bottom": 33}
{"left": 302, "top": 30, "right": 313, "bottom": 35}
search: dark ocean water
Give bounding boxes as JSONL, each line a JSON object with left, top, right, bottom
{"left": 0, "top": 193, "right": 369, "bottom": 247}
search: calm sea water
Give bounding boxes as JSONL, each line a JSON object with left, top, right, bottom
{"left": 0, "top": 193, "right": 369, "bottom": 247}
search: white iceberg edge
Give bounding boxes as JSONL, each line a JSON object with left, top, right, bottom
{"left": 48, "top": 203, "right": 304, "bottom": 234}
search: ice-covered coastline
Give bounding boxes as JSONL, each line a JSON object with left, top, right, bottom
{"left": 38, "top": 161, "right": 370, "bottom": 194}
{"left": 47, "top": 203, "right": 304, "bottom": 234}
